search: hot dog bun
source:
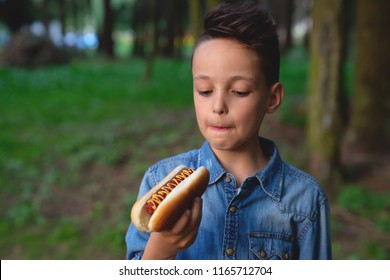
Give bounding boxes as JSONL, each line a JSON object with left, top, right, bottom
{"left": 131, "top": 165, "right": 209, "bottom": 232}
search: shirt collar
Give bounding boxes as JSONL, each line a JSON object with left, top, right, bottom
{"left": 198, "top": 141, "right": 226, "bottom": 184}
{"left": 254, "top": 137, "right": 284, "bottom": 202}
{"left": 198, "top": 137, "right": 284, "bottom": 202}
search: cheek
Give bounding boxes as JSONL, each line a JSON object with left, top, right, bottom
{"left": 194, "top": 95, "right": 208, "bottom": 114}
{"left": 194, "top": 100, "right": 206, "bottom": 124}
{"left": 236, "top": 103, "right": 264, "bottom": 127}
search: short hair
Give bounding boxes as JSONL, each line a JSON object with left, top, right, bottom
{"left": 194, "top": 1, "right": 280, "bottom": 86}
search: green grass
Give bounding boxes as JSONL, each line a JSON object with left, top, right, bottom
{"left": 0, "top": 58, "right": 196, "bottom": 259}
{"left": 0, "top": 58, "right": 193, "bottom": 167}
{"left": 332, "top": 185, "right": 390, "bottom": 259}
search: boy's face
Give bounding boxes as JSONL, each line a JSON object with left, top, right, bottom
{"left": 192, "top": 38, "right": 281, "bottom": 153}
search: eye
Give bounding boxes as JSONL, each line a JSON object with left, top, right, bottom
{"left": 232, "top": 90, "right": 250, "bottom": 97}
{"left": 198, "top": 90, "right": 213, "bottom": 96}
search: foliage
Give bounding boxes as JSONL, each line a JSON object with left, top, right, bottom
{"left": 278, "top": 47, "right": 309, "bottom": 127}
{"left": 0, "top": 58, "right": 195, "bottom": 259}
{"left": 334, "top": 185, "right": 390, "bottom": 259}
{"left": 338, "top": 185, "right": 390, "bottom": 233}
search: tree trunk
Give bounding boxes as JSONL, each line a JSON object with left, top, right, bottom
{"left": 164, "top": 2, "right": 176, "bottom": 57}
{"left": 283, "top": 0, "right": 294, "bottom": 53}
{"left": 189, "top": 0, "right": 201, "bottom": 40}
{"left": 71, "top": 0, "right": 79, "bottom": 31}
{"left": 271, "top": 0, "right": 294, "bottom": 54}
{"left": 131, "top": 1, "right": 147, "bottom": 57}
{"left": 206, "top": 0, "right": 222, "bottom": 11}
{"left": 101, "top": 0, "right": 114, "bottom": 58}
{"left": 41, "top": 0, "right": 50, "bottom": 35}
{"left": 350, "top": 0, "right": 390, "bottom": 153}
{"left": 143, "top": 0, "right": 158, "bottom": 81}
{"left": 307, "top": 0, "right": 348, "bottom": 193}
{"left": 58, "top": 0, "right": 66, "bottom": 38}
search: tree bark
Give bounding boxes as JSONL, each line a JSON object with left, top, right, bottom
{"left": 189, "top": 0, "right": 201, "bottom": 40}
{"left": 101, "top": 0, "right": 114, "bottom": 58}
{"left": 307, "top": 0, "right": 348, "bottom": 193}
{"left": 58, "top": 0, "right": 66, "bottom": 38}
{"left": 143, "top": 0, "right": 158, "bottom": 81}
{"left": 350, "top": 0, "right": 390, "bottom": 153}
{"left": 206, "top": 0, "right": 222, "bottom": 11}
{"left": 272, "top": 0, "right": 294, "bottom": 54}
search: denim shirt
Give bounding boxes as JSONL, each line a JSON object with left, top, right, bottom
{"left": 125, "top": 137, "right": 332, "bottom": 260}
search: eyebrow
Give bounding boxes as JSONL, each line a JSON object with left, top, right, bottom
{"left": 193, "top": 75, "right": 210, "bottom": 81}
{"left": 193, "top": 75, "right": 255, "bottom": 83}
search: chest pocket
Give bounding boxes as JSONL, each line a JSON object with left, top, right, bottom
{"left": 249, "top": 232, "right": 294, "bottom": 260}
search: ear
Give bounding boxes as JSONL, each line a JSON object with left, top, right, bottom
{"left": 266, "top": 82, "right": 284, "bottom": 114}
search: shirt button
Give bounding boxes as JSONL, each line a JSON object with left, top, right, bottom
{"left": 226, "top": 248, "right": 235, "bottom": 256}
{"left": 229, "top": 206, "right": 237, "bottom": 213}
{"left": 225, "top": 175, "right": 232, "bottom": 183}
{"left": 259, "top": 250, "right": 267, "bottom": 259}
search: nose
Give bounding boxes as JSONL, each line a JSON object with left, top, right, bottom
{"left": 213, "top": 92, "right": 228, "bottom": 115}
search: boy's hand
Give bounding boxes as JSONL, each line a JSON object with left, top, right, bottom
{"left": 141, "top": 197, "right": 203, "bottom": 260}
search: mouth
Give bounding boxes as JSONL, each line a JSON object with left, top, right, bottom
{"left": 209, "top": 124, "right": 233, "bottom": 132}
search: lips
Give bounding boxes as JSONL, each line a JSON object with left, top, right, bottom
{"left": 211, "top": 125, "right": 230, "bottom": 130}
{"left": 208, "top": 123, "right": 233, "bottom": 132}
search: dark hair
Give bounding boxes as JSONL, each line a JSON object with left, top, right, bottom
{"left": 194, "top": 1, "right": 280, "bottom": 86}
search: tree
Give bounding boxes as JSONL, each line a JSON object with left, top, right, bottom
{"left": 269, "top": 0, "right": 295, "bottom": 53}
{"left": 58, "top": 0, "right": 66, "bottom": 37}
{"left": 189, "top": 0, "right": 202, "bottom": 40}
{"left": 143, "top": 0, "right": 158, "bottom": 81}
{"left": 306, "top": 0, "right": 349, "bottom": 192}
{"left": 0, "top": 0, "right": 34, "bottom": 33}
{"left": 161, "top": 0, "right": 187, "bottom": 58}
{"left": 350, "top": 0, "right": 390, "bottom": 153}
{"left": 131, "top": 0, "right": 187, "bottom": 59}
{"left": 131, "top": 0, "right": 148, "bottom": 57}
{"left": 206, "top": 0, "right": 222, "bottom": 11}
{"left": 100, "top": 0, "right": 115, "bottom": 58}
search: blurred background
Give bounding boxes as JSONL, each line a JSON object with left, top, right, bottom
{"left": 0, "top": 0, "right": 389, "bottom": 259}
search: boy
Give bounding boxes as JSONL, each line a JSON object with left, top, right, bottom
{"left": 125, "top": 1, "right": 332, "bottom": 260}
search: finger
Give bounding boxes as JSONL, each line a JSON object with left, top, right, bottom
{"left": 170, "top": 209, "right": 191, "bottom": 235}
{"left": 190, "top": 197, "right": 203, "bottom": 228}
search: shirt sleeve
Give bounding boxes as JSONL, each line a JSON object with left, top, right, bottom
{"left": 125, "top": 167, "right": 155, "bottom": 260}
{"left": 298, "top": 197, "right": 332, "bottom": 260}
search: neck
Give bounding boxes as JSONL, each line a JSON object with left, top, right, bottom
{"left": 211, "top": 138, "right": 269, "bottom": 187}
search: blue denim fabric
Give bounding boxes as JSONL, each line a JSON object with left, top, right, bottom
{"left": 125, "top": 137, "right": 332, "bottom": 260}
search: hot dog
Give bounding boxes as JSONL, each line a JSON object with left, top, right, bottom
{"left": 131, "top": 165, "right": 209, "bottom": 232}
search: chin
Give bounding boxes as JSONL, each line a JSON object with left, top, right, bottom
{"left": 208, "top": 140, "right": 237, "bottom": 151}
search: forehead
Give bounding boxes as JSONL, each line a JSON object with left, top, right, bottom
{"left": 192, "top": 38, "right": 262, "bottom": 78}
{"left": 193, "top": 38, "right": 258, "bottom": 60}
